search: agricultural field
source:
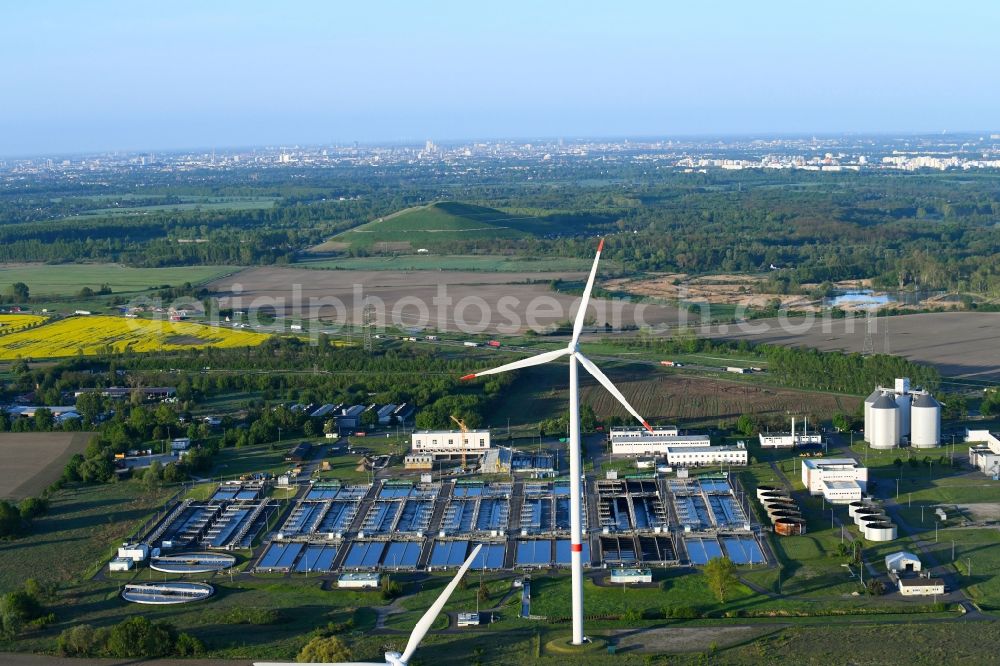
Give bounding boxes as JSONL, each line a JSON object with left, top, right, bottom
{"left": 207, "top": 266, "right": 683, "bottom": 333}
{"left": 325, "top": 202, "right": 547, "bottom": 251}
{"left": 0, "top": 315, "right": 269, "bottom": 360}
{"left": 715, "top": 311, "right": 1000, "bottom": 380}
{"left": 0, "top": 263, "right": 237, "bottom": 297}
{"left": 0, "top": 432, "right": 92, "bottom": 499}
{"left": 488, "top": 361, "right": 858, "bottom": 433}
{"left": 0, "top": 314, "right": 47, "bottom": 333}
{"left": 299, "top": 254, "right": 597, "bottom": 272}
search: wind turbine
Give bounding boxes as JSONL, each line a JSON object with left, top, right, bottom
{"left": 255, "top": 545, "right": 482, "bottom": 666}
{"left": 460, "top": 238, "right": 652, "bottom": 645}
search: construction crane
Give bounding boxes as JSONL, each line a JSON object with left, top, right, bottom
{"left": 450, "top": 415, "right": 469, "bottom": 471}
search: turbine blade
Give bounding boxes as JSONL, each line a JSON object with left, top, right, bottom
{"left": 460, "top": 348, "right": 570, "bottom": 379}
{"left": 575, "top": 352, "right": 652, "bottom": 432}
{"left": 571, "top": 238, "right": 605, "bottom": 347}
{"left": 400, "top": 544, "right": 483, "bottom": 664}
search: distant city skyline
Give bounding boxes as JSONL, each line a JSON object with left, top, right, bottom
{"left": 3, "top": 1, "right": 999, "bottom": 155}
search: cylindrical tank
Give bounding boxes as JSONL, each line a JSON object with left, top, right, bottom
{"left": 765, "top": 501, "right": 798, "bottom": 514}
{"left": 756, "top": 486, "right": 781, "bottom": 501}
{"left": 870, "top": 393, "right": 899, "bottom": 449}
{"left": 862, "top": 522, "right": 897, "bottom": 542}
{"left": 768, "top": 510, "right": 802, "bottom": 521}
{"left": 895, "top": 393, "right": 912, "bottom": 442}
{"left": 910, "top": 393, "right": 941, "bottom": 448}
{"left": 854, "top": 507, "right": 884, "bottom": 526}
{"left": 759, "top": 492, "right": 791, "bottom": 505}
{"left": 848, "top": 501, "right": 869, "bottom": 519}
{"left": 864, "top": 388, "right": 882, "bottom": 438}
{"left": 774, "top": 517, "right": 806, "bottom": 536}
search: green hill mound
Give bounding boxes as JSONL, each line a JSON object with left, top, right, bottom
{"left": 330, "top": 202, "right": 548, "bottom": 251}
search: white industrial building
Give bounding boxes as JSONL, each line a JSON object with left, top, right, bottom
{"left": 609, "top": 426, "right": 711, "bottom": 456}
{"left": 898, "top": 578, "right": 945, "bottom": 596}
{"left": 338, "top": 572, "right": 381, "bottom": 589}
{"left": 758, "top": 416, "right": 824, "bottom": 448}
{"left": 801, "top": 458, "right": 867, "bottom": 503}
{"left": 108, "top": 557, "right": 134, "bottom": 572}
{"left": 885, "top": 551, "right": 921, "bottom": 573}
{"left": 664, "top": 442, "right": 748, "bottom": 468}
{"left": 117, "top": 543, "right": 150, "bottom": 562}
{"left": 610, "top": 568, "right": 653, "bottom": 584}
{"left": 457, "top": 612, "right": 481, "bottom": 627}
{"left": 967, "top": 429, "right": 1000, "bottom": 477}
{"left": 819, "top": 479, "right": 863, "bottom": 503}
{"left": 403, "top": 453, "right": 434, "bottom": 470}
{"left": 864, "top": 377, "right": 941, "bottom": 449}
{"left": 411, "top": 429, "right": 491, "bottom": 459}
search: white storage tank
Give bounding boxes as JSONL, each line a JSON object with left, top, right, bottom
{"left": 862, "top": 521, "right": 897, "bottom": 542}
{"left": 910, "top": 393, "right": 941, "bottom": 448}
{"left": 864, "top": 388, "right": 882, "bottom": 438}
{"left": 870, "top": 393, "right": 899, "bottom": 449}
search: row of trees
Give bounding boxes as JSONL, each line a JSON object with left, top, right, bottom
{"left": 57, "top": 616, "right": 203, "bottom": 658}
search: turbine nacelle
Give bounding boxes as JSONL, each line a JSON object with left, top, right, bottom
{"left": 459, "top": 237, "right": 652, "bottom": 432}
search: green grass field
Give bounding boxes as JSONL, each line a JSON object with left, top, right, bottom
{"left": 298, "top": 254, "right": 595, "bottom": 272}
{"left": 0, "top": 481, "right": 174, "bottom": 593}
{"left": 0, "top": 263, "right": 237, "bottom": 297}
{"left": 331, "top": 202, "right": 548, "bottom": 250}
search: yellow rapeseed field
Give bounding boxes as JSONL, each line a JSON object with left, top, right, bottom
{"left": 0, "top": 314, "right": 47, "bottom": 334}
{"left": 0, "top": 315, "right": 269, "bottom": 360}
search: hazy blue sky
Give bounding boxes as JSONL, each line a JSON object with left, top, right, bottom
{"left": 2, "top": 1, "right": 999, "bottom": 155}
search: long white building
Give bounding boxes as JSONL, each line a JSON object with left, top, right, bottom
{"left": 609, "top": 426, "right": 711, "bottom": 457}
{"left": 801, "top": 458, "right": 868, "bottom": 503}
{"left": 411, "top": 429, "right": 491, "bottom": 459}
{"left": 664, "top": 442, "right": 748, "bottom": 467}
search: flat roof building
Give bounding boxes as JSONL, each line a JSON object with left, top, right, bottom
{"left": 758, "top": 417, "right": 823, "bottom": 448}
{"left": 820, "top": 479, "right": 863, "bottom": 503}
{"left": 898, "top": 577, "right": 944, "bottom": 596}
{"left": 664, "top": 443, "right": 747, "bottom": 467}
{"left": 457, "top": 612, "right": 481, "bottom": 627}
{"left": 411, "top": 429, "right": 491, "bottom": 459}
{"left": 404, "top": 453, "right": 434, "bottom": 470}
{"left": 610, "top": 568, "right": 653, "bottom": 584}
{"left": 802, "top": 458, "right": 867, "bottom": 503}
{"left": 338, "top": 572, "right": 381, "bottom": 589}
{"left": 610, "top": 426, "right": 711, "bottom": 457}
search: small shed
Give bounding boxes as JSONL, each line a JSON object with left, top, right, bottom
{"left": 885, "top": 551, "right": 921, "bottom": 573}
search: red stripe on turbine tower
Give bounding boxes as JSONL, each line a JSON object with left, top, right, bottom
{"left": 597, "top": 237, "right": 605, "bottom": 252}
{"left": 642, "top": 420, "right": 654, "bottom": 433}
{"left": 571, "top": 543, "right": 583, "bottom": 552}
{"left": 460, "top": 374, "right": 477, "bottom": 381}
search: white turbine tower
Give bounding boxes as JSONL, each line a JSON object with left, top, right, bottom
{"left": 255, "top": 545, "right": 482, "bottom": 666}
{"left": 460, "top": 238, "right": 652, "bottom": 645}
